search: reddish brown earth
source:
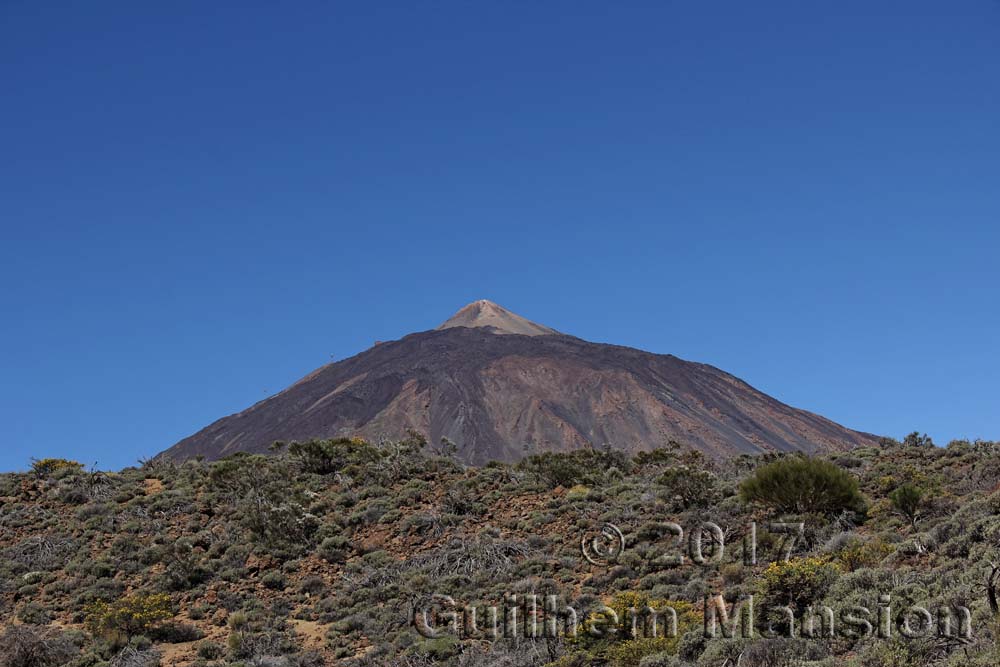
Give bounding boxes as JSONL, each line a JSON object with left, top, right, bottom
{"left": 160, "top": 301, "right": 878, "bottom": 463}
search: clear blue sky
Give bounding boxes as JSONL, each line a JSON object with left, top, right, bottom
{"left": 2, "top": 2, "right": 998, "bottom": 471}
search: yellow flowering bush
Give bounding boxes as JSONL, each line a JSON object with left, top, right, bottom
{"left": 876, "top": 475, "right": 897, "bottom": 494}
{"left": 836, "top": 538, "right": 894, "bottom": 572}
{"left": 575, "top": 591, "right": 700, "bottom": 666}
{"left": 30, "top": 458, "right": 84, "bottom": 478}
{"left": 758, "top": 557, "right": 840, "bottom": 613}
{"left": 85, "top": 592, "right": 174, "bottom": 639}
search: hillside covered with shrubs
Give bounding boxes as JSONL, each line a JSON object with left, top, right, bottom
{"left": 2, "top": 435, "right": 1000, "bottom": 667}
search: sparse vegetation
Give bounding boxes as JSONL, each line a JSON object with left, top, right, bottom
{"left": 2, "top": 437, "right": 999, "bottom": 665}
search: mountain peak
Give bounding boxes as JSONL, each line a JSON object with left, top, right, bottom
{"left": 437, "top": 300, "right": 560, "bottom": 336}
{"left": 163, "top": 299, "right": 878, "bottom": 465}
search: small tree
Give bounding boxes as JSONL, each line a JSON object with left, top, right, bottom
{"left": 209, "top": 454, "right": 320, "bottom": 554}
{"left": 431, "top": 437, "right": 459, "bottom": 459}
{"left": 656, "top": 466, "right": 718, "bottom": 509}
{"left": 519, "top": 448, "right": 632, "bottom": 489}
{"left": 633, "top": 441, "right": 684, "bottom": 468}
{"left": 889, "top": 484, "right": 924, "bottom": 527}
{"left": 739, "top": 457, "right": 866, "bottom": 516}
{"left": 902, "top": 432, "right": 934, "bottom": 448}
{"left": 287, "top": 437, "right": 383, "bottom": 475}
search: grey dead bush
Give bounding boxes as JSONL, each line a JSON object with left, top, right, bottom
{"left": 109, "top": 646, "right": 162, "bottom": 667}
{"left": 0, "top": 626, "right": 77, "bottom": 667}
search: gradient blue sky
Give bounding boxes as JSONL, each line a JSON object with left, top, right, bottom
{"left": 2, "top": 2, "right": 998, "bottom": 471}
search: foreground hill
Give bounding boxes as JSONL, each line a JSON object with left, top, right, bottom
{"left": 161, "top": 301, "right": 877, "bottom": 463}
{"left": 2, "top": 437, "right": 999, "bottom": 667}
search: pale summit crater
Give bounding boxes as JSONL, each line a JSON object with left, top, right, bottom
{"left": 437, "top": 299, "right": 560, "bottom": 336}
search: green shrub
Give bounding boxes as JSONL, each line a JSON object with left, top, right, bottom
{"left": 638, "top": 653, "right": 680, "bottom": 667}
{"left": 162, "top": 538, "right": 212, "bottom": 591}
{"left": 632, "top": 443, "right": 685, "bottom": 468}
{"left": 196, "top": 640, "right": 224, "bottom": 659}
{"left": 519, "top": 449, "right": 632, "bottom": 489}
{"left": 15, "top": 602, "right": 50, "bottom": 625}
{"left": 149, "top": 621, "right": 204, "bottom": 643}
{"left": 903, "top": 432, "right": 934, "bottom": 447}
{"left": 300, "top": 575, "right": 326, "bottom": 595}
{"left": 414, "top": 636, "right": 459, "bottom": 660}
{"left": 739, "top": 457, "right": 866, "bottom": 516}
{"left": 287, "top": 437, "right": 383, "bottom": 476}
{"left": 208, "top": 454, "right": 319, "bottom": 553}
{"left": 261, "top": 570, "right": 286, "bottom": 590}
{"left": 318, "top": 536, "right": 350, "bottom": 563}
{"left": 656, "top": 466, "right": 718, "bottom": 509}
{"left": 889, "top": 484, "right": 923, "bottom": 526}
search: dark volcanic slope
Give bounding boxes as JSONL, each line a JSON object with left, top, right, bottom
{"left": 162, "top": 306, "right": 878, "bottom": 463}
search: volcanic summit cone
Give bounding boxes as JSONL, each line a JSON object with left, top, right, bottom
{"left": 161, "top": 300, "right": 877, "bottom": 463}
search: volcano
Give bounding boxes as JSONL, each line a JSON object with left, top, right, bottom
{"left": 160, "top": 300, "right": 878, "bottom": 463}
